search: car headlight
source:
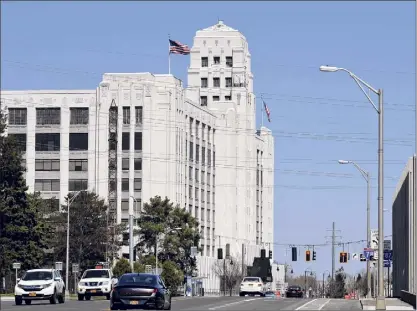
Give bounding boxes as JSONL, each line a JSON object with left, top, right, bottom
{"left": 101, "top": 281, "right": 109, "bottom": 286}
{"left": 42, "top": 283, "right": 53, "bottom": 288}
{"left": 79, "top": 282, "right": 87, "bottom": 286}
{"left": 17, "top": 284, "right": 24, "bottom": 289}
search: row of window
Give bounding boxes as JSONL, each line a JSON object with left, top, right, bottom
{"left": 8, "top": 132, "right": 143, "bottom": 152}
{"left": 188, "top": 167, "right": 214, "bottom": 186}
{"left": 186, "top": 141, "right": 215, "bottom": 166}
{"left": 188, "top": 118, "right": 213, "bottom": 142}
{"left": 201, "top": 77, "right": 235, "bottom": 88}
{"left": 201, "top": 56, "right": 233, "bottom": 68}
{"left": 34, "top": 178, "right": 142, "bottom": 192}
{"left": 200, "top": 95, "right": 231, "bottom": 106}
{"left": 33, "top": 158, "right": 142, "bottom": 172}
{"left": 7, "top": 107, "right": 144, "bottom": 126}
{"left": 188, "top": 186, "right": 214, "bottom": 203}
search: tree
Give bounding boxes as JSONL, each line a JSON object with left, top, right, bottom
{"left": 161, "top": 260, "right": 183, "bottom": 296}
{"left": 135, "top": 196, "right": 200, "bottom": 275}
{"left": 328, "top": 267, "right": 346, "bottom": 298}
{"left": 0, "top": 109, "right": 50, "bottom": 288}
{"left": 112, "top": 258, "right": 132, "bottom": 277}
{"left": 212, "top": 257, "right": 243, "bottom": 296}
{"left": 49, "top": 191, "right": 126, "bottom": 271}
{"left": 133, "top": 261, "right": 145, "bottom": 273}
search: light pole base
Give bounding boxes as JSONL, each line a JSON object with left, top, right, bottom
{"left": 375, "top": 296, "right": 386, "bottom": 310}
{"left": 65, "top": 289, "right": 71, "bottom": 300}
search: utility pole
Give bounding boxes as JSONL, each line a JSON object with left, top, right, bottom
{"left": 325, "top": 222, "right": 341, "bottom": 298}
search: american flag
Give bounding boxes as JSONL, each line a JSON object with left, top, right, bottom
{"left": 263, "top": 99, "right": 271, "bottom": 122}
{"left": 169, "top": 39, "right": 190, "bottom": 55}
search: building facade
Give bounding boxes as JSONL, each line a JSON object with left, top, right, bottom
{"left": 391, "top": 156, "right": 416, "bottom": 298}
{"left": 1, "top": 21, "right": 274, "bottom": 291}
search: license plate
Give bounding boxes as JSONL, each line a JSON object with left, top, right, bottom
{"left": 130, "top": 300, "right": 139, "bottom": 305}
{"left": 90, "top": 290, "right": 96, "bottom": 293}
{"left": 248, "top": 284, "right": 253, "bottom": 286}
{"left": 29, "top": 292, "right": 36, "bottom": 297}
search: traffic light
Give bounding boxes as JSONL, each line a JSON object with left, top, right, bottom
{"left": 268, "top": 250, "right": 272, "bottom": 259}
{"left": 305, "top": 250, "right": 311, "bottom": 262}
{"left": 217, "top": 248, "right": 223, "bottom": 260}
{"left": 292, "top": 247, "right": 297, "bottom": 261}
{"left": 312, "top": 251, "right": 316, "bottom": 261}
{"left": 339, "top": 252, "right": 348, "bottom": 263}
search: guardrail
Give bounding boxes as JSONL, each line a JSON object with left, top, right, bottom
{"left": 400, "top": 290, "right": 416, "bottom": 309}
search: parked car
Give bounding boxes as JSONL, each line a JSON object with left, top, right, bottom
{"left": 286, "top": 285, "right": 303, "bottom": 298}
{"left": 110, "top": 273, "right": 171, "bottom": 310}
{"left": 14, "top": 269, "right": 65, "bottom": 305}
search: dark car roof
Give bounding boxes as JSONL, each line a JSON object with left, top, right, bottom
{"left": 122, "top": 273, "right": 156, "bottom": 277}
{"left": 288, "top": 285, "right": 301, "bottom": 288}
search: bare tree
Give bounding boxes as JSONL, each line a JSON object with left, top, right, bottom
{"left": 212, "top": 257, "right": 243, "bottom": 296}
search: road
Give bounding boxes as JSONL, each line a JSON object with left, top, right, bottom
{"left": 0, "top": 296, "right": 362, "bottom": 311}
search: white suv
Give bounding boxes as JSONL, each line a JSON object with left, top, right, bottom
{"left": 14, "top": 269, "right": 65, "bottom": 305}
{"left": 77, "top": 268, "right": 115, "bottom": 300}
{"left": 239, "top": 277, "right": 266, "bottom": 297}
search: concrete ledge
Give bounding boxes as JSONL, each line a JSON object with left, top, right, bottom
{"left": 360, "top": 298, "right": 415, "bottom": 310}
{"left": 400, "top": 290, "right": 416, "bottom": 309}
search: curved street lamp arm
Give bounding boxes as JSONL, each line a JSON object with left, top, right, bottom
{"left": 351, "top": 161, "right": 370, "bottom": 182}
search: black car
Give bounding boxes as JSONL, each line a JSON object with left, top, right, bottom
{"left": 286, "top": 285, "right": 303, "bottom": 298}
{"left": 110, "top": 273, "right": 171, "bottom": 310}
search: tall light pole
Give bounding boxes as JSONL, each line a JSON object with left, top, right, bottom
{"left": 129, "top": 196, "right": 137, "bottom": 272}
{"left": 338, "top": 160, "right": 371, "bottom": 298}
{"left": 65, "top": 190, "right": 83, "bottom": 299}
{"left": 155, "top": 227, "right": 181, "bottom": 274}
{"left": 320, "top": 66, "right": 385, "bottom": 310}
{"left": 322, "top": 270, "right": 331, "bottom": 298}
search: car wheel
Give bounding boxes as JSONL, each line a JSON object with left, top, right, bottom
{"left": 110, "top": 301, "right": 119, "bottom": 310}
{"left": 15, "top": 296, "right": 23, "bottom": 305}
{"left": 106, "top": 293, "right": 111, "bottom": 300}
{"left": 164, "top": 297, "right": 172, "bottom": 310}
{"left": 78, "top": 294, "right": 84, "bottom": 301}
{"left": 24, "top": 300, "right": 32, "bottom": 305}
{"left": 85, "top": 295, "right": 91, "bottom": 301}
{"left": 155, "top": 296, "right": 165, "bottom": 310}
{"left": 58, "top": 291, "right": 65, "bottom": 303}
{"left": 50, "top": 290, "right": 58, "bottom": 304}
{"left": 239, "top": 292, "right": 245, "bottom": 297}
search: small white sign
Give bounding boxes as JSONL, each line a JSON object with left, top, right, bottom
{"left": 352, "top": 253, "right": 358, "bottom": 260}
{"left": 383, "top": 240, "right": 391, "bottom": 250}
{"left": 371, "top": 229, "right": 379, "bottom": 250}
{"left": 13, "top": 263, "right": 21, "bottom": 269}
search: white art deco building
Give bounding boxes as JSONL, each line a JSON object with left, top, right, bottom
{"left": 1, "top": 21, "right": 274, "bottom": 290}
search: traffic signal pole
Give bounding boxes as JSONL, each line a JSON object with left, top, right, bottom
{"left": 332, "top": 222, "right": 335, "bottom": 281}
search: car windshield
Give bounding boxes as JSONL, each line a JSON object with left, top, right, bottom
{"left": 118, "top": 274, "right": 157, "bottom": 287}
{"left": 243, "top": 277, "right": 260, "bottom": 282}
{"left": 83, "top": 270, "right": 109, "bottom": 279}
{"left": 22, "top": 271, "right": 53, "bottom": 281}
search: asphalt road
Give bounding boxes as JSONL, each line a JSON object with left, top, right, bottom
{"left": 0, "top": 296, "right": 362, "bottom": 311}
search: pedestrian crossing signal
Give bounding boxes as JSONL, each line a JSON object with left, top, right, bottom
{"left": 339, "top": 252, "right": 348, "bottom": 263}
{"left": 305, "top": 250, "right": 311, "bottom": 262}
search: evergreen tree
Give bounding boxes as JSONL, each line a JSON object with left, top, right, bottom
{"left": 0, "top": 109, "right": 49, "bottom": 286}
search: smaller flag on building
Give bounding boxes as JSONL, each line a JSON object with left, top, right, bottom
{"left": 169, "top": 39, "right": 190, "bottom": 55}
{"left": 263, "top": 99, "right": 271, "bottom": 122}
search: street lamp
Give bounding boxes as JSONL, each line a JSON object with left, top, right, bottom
{"left": 304, "top": 268, "right": 314, "bottom": 295}
{"left": 338, "top": 159, "right": 372, "bottom": 299}
{"left": 322, "top": 270, "right": 331, "bottom": 298}
{"left": 155, "top": 227, "right": 181, "bottom": 274}
{"left": 65, "top": 190, "right": 83, "bottom": 299}
{"left": 321, "top": 65, "right": 385, "bottom": 310}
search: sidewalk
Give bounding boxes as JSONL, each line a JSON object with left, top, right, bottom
{"left": 360, "top": 298, "right": 415, "bottom": 310}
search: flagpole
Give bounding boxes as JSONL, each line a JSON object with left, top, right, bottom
{"left": 168, "top": 34, "right": 171, "bottom": 75}
{"left": 260, "top": 96, "right": 264, "bottom": 128}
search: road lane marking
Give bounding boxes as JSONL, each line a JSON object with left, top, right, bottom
{"left": 295, "top": 298, "right": 318, "bottom": 310}
{"left": 208, "top": 298, "right": 258, "bottom": 310}
{"left": 318, "top": 299, "right": 331, "bottom": 310}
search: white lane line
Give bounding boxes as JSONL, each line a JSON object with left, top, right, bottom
{"left": 208, "top": 298, "right": 258, "bottom": 310}
{"left": 318, "top": 299, "right": 331, "bottom": 310}
{"left": 295, "top": 298, "right": 318, "bottom": 310}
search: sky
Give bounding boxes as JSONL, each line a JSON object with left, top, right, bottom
{"left": 1, "top": 1, "right": 415, "bottom": 280}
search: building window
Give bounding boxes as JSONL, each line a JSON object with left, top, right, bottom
{"left": 134, "top": 158, "right": 142, "bottom": 170}
{"left": 207, "top": 149, "right": 211, "bottom": 166}
{"left": 134, "top": 132, "right": 142, "bottom": 151}
{"left": 196, "top": 144, "right": 200, "bottom": 163}
{"left": 122, "top": 133, "right": 130, "bottom": 150}
{"left": 226, "top": 56, "right": 233, "bottom": 67}
{"left": 201, "top": 57, "right": 208, "bottom": 67}
{"left": 202, "top": 147, "right": 206, "bottom": 165}
{"left": 213, "top": 56, "right": 220, "bottom": 65}
{"left": 213, "top": 151, "right": 216, "bottom": 167}
{"left": 69, "top": 159, "right": 88, "bottom": 171}
{"left": 69, "top": 133, "right": 88, "bottom": 151}
{"left": 135, "top": 107, "right": 143, "bottom": 125}
{"left": 201, "top": 170, "right": 205, "bottom": 184}
{"left": 122, "top": 158, "right": 129, "bottom": 170}
{"left": 195, "top": 168, "right": 199, "bottom": 182}
{"left": 207, "top": 191, "right": 211, "bottom": 204}
{"left": 225, "top": 95, "right": 232, "bottom": 101}
{"left": 8, "top": 108, "right": 27, "bottom": 125}
{"left": 42, "top": 198, "right": 60, "bottom": 214}
{"left": 213, "top": 96, "right": 219, "bottom": 102}
{"left": 189, "top": 186, "right": 193, "bottom": 198}
{"left": 134, "top": 178, "right": 142, "bottom": 191}
{"left": 121, "top": 200, "right": 129, "bottom": 211}
{"left": 123, "top": 107, "right": 130, "bottom": 125}
{"left": 225, "top": 78, "right": 232, "bottom": 88}
{"left": 68, "top": 179, "right": 88, "bottom": 191}
{"left": 200, "top": 96, "right": 207, "bottom": 107}
{"left": 34, "top": 179, "right": 60, "bottom": 192}
{"left": 201, "top": 78, "right": 208, "bottom": 88}
{"left": 35, "top": 159, "right": 60, "bottom": 171}
{"left": 195, "top": 188, "right": 199, "bottom": 201}
{"left": 35, "top": 133, "right": 60, "bottom": 151}
{"left": 8, "top": 134, "right": 26, "bottom": 151}
{"left": 122, "top": 178, "right": 129, "bottom": 191}
{"left": 36, "top": 108, "right": 60, "bottom": 125}
{"left": 70, "top": 108, "right": 88, "bottom": 125}
{"left": 213, "top": 78, "right": 220, "bottom": 88}
{"left": 201, "top": 189, "right": 205, "bottom": 202}
{"left": 207, "top": 173, "right": 211, "bottom": 186}
{"left": 189, "top": 166, "right": 193, "bottom": 180}
{"left": 189, "top": 142, "right": 193, "bottom": 161}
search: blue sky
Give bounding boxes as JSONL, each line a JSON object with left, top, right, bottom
{"left": 1, "top": 1, "right": 415, "bottom": 278}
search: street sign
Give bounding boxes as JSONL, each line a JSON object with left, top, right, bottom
{"left": 72, "top": 264, "right": 79, "bottom": 273}
{"left": 383, "top": 250, "right": 393, "bottom": 261}
{"left": 12, "top": 263, "right": 21, "bottom": 269}
{"left": 360, "top": 254, "right": 366, "bottom": 262}
{"left": 55, "top": 262, "right": 63, "bottom": 271}
{"left": 371, "top": 229, "right": 379, "bottom": 250}
{"left": 145, "top": 265, "right": 152, "bottom": 273}
{"left": 363, "top": 248, "right": 374, "bottom": 260}
{"left": 352, "top": 253, "right": 358, "bottom": 260}
{"left": 384, "top": 260, "right": 391, "bottom": 268}
{"left": 383, "top": 240, "right": 391, "bottom": 250}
